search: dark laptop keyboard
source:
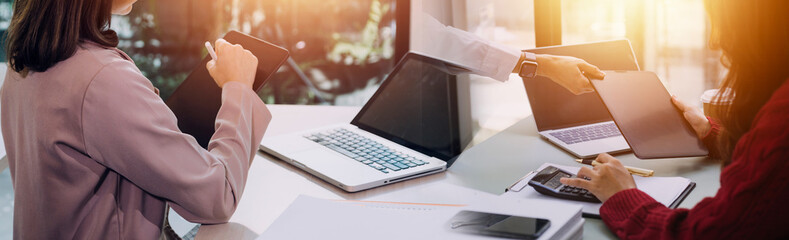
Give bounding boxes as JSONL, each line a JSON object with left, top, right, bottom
{"left": 549, "top": 122, "right": 622, "bottom": 145}
{"left": 304, "top": 128, "right": 428, "bottom": 174}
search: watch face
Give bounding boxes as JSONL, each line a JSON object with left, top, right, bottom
{"left": 520, "top": 62, "right": 538, "bottom": 78}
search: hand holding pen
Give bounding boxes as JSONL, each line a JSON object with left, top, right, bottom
{"left": 205, "top": 41, "right": 219, "bottom": 61}
{"left": 576, "top": 159, "right": 654, "bottom": 177}
{"left": 204, "top": 39, "right": 258, "bottom": 89}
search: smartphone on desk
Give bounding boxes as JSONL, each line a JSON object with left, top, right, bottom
{"left": 448, "top": 210, "right": 551, "bottom": 239}
{"left": 528, "top": 166, "right": 601, "bottom": 203}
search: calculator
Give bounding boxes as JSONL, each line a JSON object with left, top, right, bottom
{"left": 528, "top": 166, "right": 601, "bottom": 203}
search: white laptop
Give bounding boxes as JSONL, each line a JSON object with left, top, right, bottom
{"left": 260, "top": 52, "right": 473, "bottom": 192}
{"left": 523, "top": 40, "right": 640, "bottom": 158}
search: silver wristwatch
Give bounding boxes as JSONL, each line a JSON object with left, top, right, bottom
{"left": 518, "top": 52, "right": 538, "bottom": 79}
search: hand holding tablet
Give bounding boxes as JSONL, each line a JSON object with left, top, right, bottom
{"left": 591, "top": 71, "right": 708, "bottom": 159}
{"left": 204, "top": 39, "right": 258, "bottom": 89}
{"left": 166, "top": 31, "right": 290, "bottom": 148}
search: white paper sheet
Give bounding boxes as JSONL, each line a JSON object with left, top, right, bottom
{"left": 259, "top": 183, "right": 584, "bottom": 240}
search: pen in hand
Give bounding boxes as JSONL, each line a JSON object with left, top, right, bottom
{"left": 576, "top": 159, "right": 655, "bottom": 177}
{"left": 205, "top": 41, "right": 218, "bottom": 61}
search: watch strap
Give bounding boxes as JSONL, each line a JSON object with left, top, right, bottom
{"left": 519, "top": 52, "right": 538, "bottom": 78}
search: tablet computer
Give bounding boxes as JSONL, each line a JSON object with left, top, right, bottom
{"left": 591, "top": 71, "right": 708, "bottom": 159}
{"left": 165, "top": 31, "right": 289, "bottom": 148}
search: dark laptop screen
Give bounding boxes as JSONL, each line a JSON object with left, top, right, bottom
{"left": 351, "top": 53, "right": 471, "bottom": 161}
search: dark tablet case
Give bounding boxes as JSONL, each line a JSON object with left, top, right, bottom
{"left": 590, "top": 71, "right": 708, "bottom": 159}
{"left": 165, "top": 31, "right": 289, "bottom": 148}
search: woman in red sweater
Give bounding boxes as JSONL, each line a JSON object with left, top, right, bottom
{"left": 560, "top": 0, "right": 789, "bottom": 239}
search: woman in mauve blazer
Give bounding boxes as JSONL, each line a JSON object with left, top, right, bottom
{"left": 1, "top": 0, "right": 269, "bottom": 239}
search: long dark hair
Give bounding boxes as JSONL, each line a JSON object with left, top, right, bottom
{"left": 705, "top": 0, "right": 789, "bottom": 164}
{"left": 6, "top": 0, "right": 119, "bottom": 74}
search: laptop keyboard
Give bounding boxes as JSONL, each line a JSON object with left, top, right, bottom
{"left": 549, "top": 122, "right": 622, "bottom": 145}
{"left": 304, "top": 128, "right": 428, "bottom": 174}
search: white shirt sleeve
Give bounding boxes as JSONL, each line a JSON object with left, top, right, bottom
{"left": 413, "top": 13, "right": 521, "bottom": 82}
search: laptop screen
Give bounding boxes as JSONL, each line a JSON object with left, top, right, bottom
{"left": 351, "top": 53, "right": 471, "bottom": 161}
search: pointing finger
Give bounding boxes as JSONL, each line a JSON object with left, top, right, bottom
{"left": 560, "top": 177, "right": 592, "bottom": 190}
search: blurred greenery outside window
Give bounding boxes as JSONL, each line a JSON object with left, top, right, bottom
{"left": 0, "top": 0, "right": 398, "bottom": 106}
{"left": 113, "top": 0, "right": 398, "bottom": 105}
{"left": 0, "top": 0, "right": 12, "bottom": 61}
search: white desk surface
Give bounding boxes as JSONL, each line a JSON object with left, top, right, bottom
{"left": 186, "top": 104, "right": 722, "bottom": 239}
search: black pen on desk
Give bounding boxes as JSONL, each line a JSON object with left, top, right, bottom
{"left": 576, "top": 159, "right": 655, "bottom": 177}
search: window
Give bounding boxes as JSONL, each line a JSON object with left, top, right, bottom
{"left": 461, "top": 0, "right": 537, "bottom": 50}
{"left": 562, "top": 0, "right": 724, "bottom": 106}
{"left": 457, "top": 0, "right": 723, "bottom": 135}
{"left": 0, "top": 0, "right": 724, "bottom": 109}
{"left": 453, "top": 0, "right": 538, "bottom": 135}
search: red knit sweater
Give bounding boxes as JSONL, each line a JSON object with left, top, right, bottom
{"left": 599, "top": 80, "right": 789, "bottom": 239}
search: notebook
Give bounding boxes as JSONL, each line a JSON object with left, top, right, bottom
{"left": 502, "top": 163, "right": 696, "bottom": 218}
